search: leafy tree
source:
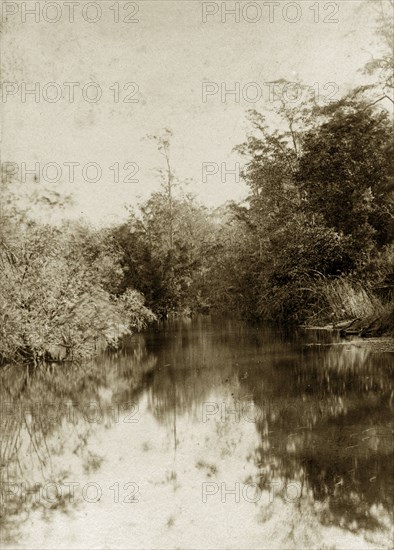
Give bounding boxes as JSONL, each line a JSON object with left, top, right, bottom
{"left": 297, "top": 100, "right": 394, "bottom": 254}
{"left": 218, "top": 87, "right": 393, "bottom": 322}
{"left": 0, "top": 193, "right": 156, "bottom": 367}
{"left": 112, "top": 192, "right": 216, "bottom": 317}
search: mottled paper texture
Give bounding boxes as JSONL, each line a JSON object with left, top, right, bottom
{"left": 1, "top": 1, "right": 393, "bottom": 549}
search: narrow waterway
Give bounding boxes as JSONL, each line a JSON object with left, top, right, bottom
{"left": 1, "top": 317, "right": 393, "bottom": 549}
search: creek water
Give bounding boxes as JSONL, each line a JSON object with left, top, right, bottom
{"left": 1, "top": 317, "right": 393, "bottom": 549}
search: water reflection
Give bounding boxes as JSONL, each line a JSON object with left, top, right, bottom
{"left": 1, "top": 317, "right": 393, "bottom": 549}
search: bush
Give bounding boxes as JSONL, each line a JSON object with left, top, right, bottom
{"left": 0, "top": 220, "right": 156, "bottom": 366}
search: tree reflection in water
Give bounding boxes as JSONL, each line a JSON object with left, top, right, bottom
{"left": 1, "top": 317, "right": 393, "bottom": 548}
{"left": 140, "top": 318, "right": 393, "bottom": 537}
{"left": 0, "top": 338, "right": 156, "bottom": 544}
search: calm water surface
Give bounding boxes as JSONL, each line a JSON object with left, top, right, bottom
{"left": 1, "top": 317, "right": 393, "bottom": 549}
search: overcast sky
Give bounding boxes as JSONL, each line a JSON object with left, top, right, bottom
{"left": 1, "top": 0, "right": 384, "bottom": 224}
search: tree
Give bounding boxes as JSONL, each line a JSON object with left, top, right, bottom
{"left": 146, "top": 128, "right": 176, "bottom": 250}
{"left": 112, "top": 193, "right": 217, "bottom": 317}
{"left": 297, "top": 100, "right": 394, "bottom": 254}
{"left": 0, "top": 189, "right": 156, "bottom": 366}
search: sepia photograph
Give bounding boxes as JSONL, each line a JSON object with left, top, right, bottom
{"left": 0, "top": 1, "right": 393, "bottom": 548}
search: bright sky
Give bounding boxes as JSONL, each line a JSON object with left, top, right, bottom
{"left": 0, "top": 0, "right": 385, "bottom": 224}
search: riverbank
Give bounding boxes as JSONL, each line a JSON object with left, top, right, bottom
{"left": 304, "top": 336, "right": 394, "bottom": 353}
{"left": 341, "top": 310, "right": 394, "bottom": 338}
{"left": 304, "top": 308, "right": 394, "bottom": 353}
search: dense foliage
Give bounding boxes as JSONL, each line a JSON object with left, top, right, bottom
{"left": 110, "top": 191, "right": 216, "bottom": 317}
{"left": 214, "top": 97, "right": 394, "bottom": 324}
{"left": 2, "top": 87, "right": 393, "bottom": 370}
{"left": 0, "top": 200, "right": 156, "bottom": 367}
